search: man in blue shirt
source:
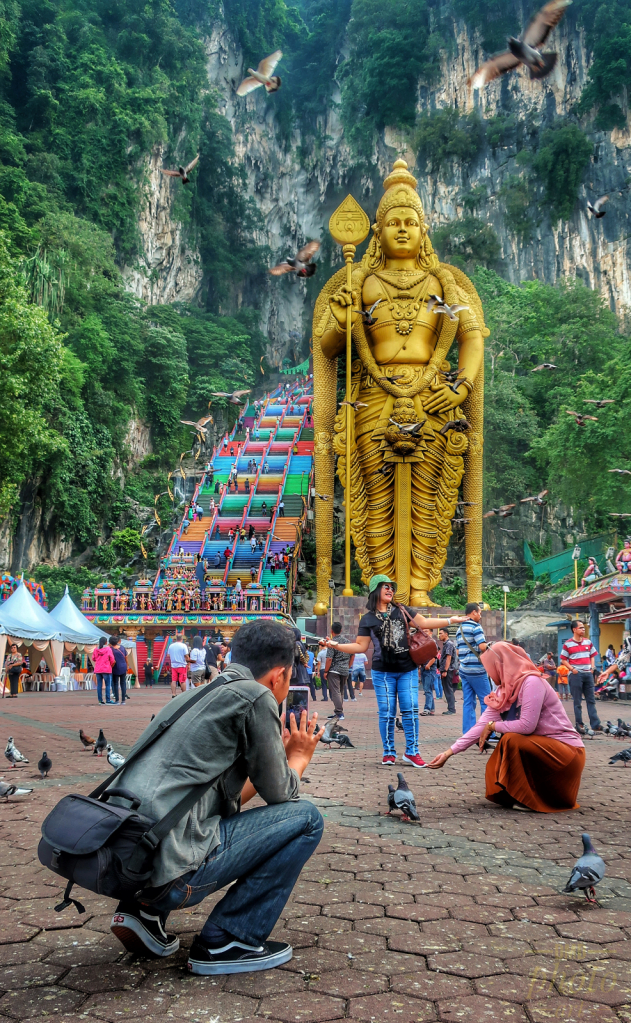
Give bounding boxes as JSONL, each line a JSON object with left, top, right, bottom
{"left": 455, "top": 602, "right": 491, "bottom": 732}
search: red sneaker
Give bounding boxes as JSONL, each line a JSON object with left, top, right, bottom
{"left": 402, "top": 753, "right": 426, "bottom": 768}
{"left": 381, "top": 755, "right": 396, "bottom": 766}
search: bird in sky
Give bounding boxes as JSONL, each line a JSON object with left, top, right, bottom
{"left": 439, "top": 419, "right": 471, "bottom": 435}
{"left": 270, "top": 241, "right": 320, "bottom": 278}
{"left": 567, "top": 410, "right": 598, "bottom": 426}
{"left": 484, "top": 504, "right": 517, "bottom": 519}
{"left": 468, "top": 0, "right": 572, "bottom": 89}
{"left": 161, "top": 154, "right": 199, "bottom": 185}
{"left": 532, "top": 363, "right": 558, "bottom": 372}
{"left": 427, "top": 294, "right": 470, "bottom": 321}
{"left": 316, "top": 493, "right": 330, "bottom": 501}
{"left": 371, "top": 465, "right": 395, "bottom": 477}
{"left": 456, "top": 501, "right": 477, "bottom": 507}
{"left": 210, "top": 390, "right": 251, "bottom": 405}
{"left": 237, "top": 50, "right": 283, "bottom": 96}
{"left": 389, "top": 418, "right": 423, "bottom": 435}
{"left": 452, "top": 518, "right": 471, "bottom": 525}
{"left": 521, "top": 489, "right": 549, "bottom": 505}
{"left": 584, "top": 399, "right": 615, "bottom": 408}
{"left": 180, "top": 415, "right": 213, "bottom": 434}
{"left": 500, "top": 527, "right": 519, "bottom": 533}
{"left": 609, "top": 513, "right": 631, "bottom": 518}
{"left": 587, "top": 195, "right": 608, "bottom": 219}
{"left": 609, "top": 469, "right": 631, "bottom": 475}
{"left": 339, "top": 401, "right": 368, "bottom": 411}
{"left": 354, "top": 299, "right": 382, "bottom": 326}
{"left": 442, "top": 368, "right": 466, "bottom": 384}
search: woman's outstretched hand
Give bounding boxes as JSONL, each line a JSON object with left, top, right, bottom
{"left": 427, "top": 749, "right": 453, "bottom": 769}
{"left": 478, "top": 722, "right": 495, "bottom": 752}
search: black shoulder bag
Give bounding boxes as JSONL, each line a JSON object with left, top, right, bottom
{"left": 38, "top": 667, "right": 246, "bottom": 914}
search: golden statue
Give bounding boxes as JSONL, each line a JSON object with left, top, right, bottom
{"left": 312, "top": 159, "right": 488, "bottom": 610}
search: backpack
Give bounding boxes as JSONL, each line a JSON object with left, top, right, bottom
{"left": 37, "top": 666, "right": 248, "bottom": 915}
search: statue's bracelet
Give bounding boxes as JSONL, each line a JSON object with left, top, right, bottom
{"left": 455, "top": 377, "right": 474, "bottom": 395}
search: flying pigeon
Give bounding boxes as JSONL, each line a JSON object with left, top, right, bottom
{"left": 584, "top": 399, "right": 614, "bottom": 408}
{"left": 468, "top": 0, "right": 572, "bottom": 89}
{"left": 439, "top": 419, "right": 471, "bottom": 435}
{"left": 587, "top": 195, "right": 608, "bottom": 219}
{"left": 521, "top": 489, "right": 549, "bottom": 505}
{"left": 93, "top": 730, "right": 107, "bottom": 757}
{"left": 610, "top": 746, "right": 631, "bottom": 766}
{"left": 608, "top": 468, "right": 631, "bottom": 475}
{"left": 484, "top": 504, "right": 517, "bottom": 519}
{"left": 4, "top": 737, "right": 28, "bottom": 768}
{"left": 391, "top": 773, "right": 420, "bottom": 821}
{"left": 209, "top": 390, "right": 251, "bottom": 405}
{"left": 562, "top": 833, "right": 605, "bottom": 903}
{"left": 237, "top": 50, "right": 283, "bottom": 96}
{"left": 389, "top": 418, "right": 423, "bottom": 435}
{"left": 79, "top": 729, "right": 95, "bottom": 750}
{"left": 38, "top": 752, "right": 52, "bottom": 779}
{"left": 532, "top": 363, "right": 558, "bottom": 371}
{"left": 161, "top": 154, "right": 199, "bottom": 185}
{"left": 426, "top": 294, "right": 470, "bottom": 322}
{"left": 442, "top": 368, "right": 466, "bottom": 384}
{"left": 106, "top": 745, "right": 126, "bottom": 770}
{"left": 567, "top": 410, "right": 598, "bottom": 426}
{"left": 339, "top": 401, "right": 368, "bottom": 411}
{"left": 378, "top": 375, "right": 407, "bottom": 384}
{"left": 316, "top": 493, "right": 330, "bottom": 501}
{"left": 0, "top": 781, "right": 33, "bottom": 799}
{"left": 452, "top": 517, "right": 471, "bottom": 525}
{"left": 609, "top": 513, "right": 631, "bottom": 518}
{"left": 269, "top": 241, "right": 320, "bottom": 278}
{"left": 355, "top": 299, "right": 382, "bottom": 326}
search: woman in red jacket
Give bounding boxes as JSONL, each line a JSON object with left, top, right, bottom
{"left": 92, "top": 637, "right": 116, "bottom": 705}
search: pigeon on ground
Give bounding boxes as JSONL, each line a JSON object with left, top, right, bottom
{"left": 609, "top": 746, "right": 631, "bottom": 766}
{"left": 616, "top": 718, "right": 631, "bottom": 738}
{"left": 392, "top": 773, "right": 420, "bottom": 821}
{"left": 318, "top": 719, "right": 354, "bottom": 749}
{"left": 92, "top": 730, "right": 107, "bottom": 757}
{"left": 587, "top": 195, "right": 608, "bottom": 219}
{"left": 395, "top": 717, "right": 404, "bottom": 731}
{"left": 355, "top": 299, "right": 382, "bottom": 326}
{"left": 161, "top": 154, "right": 199, "bottom": 185}
{"left": 532, "top": 363, "right": 558, "bottom": 371}
{"left": 237, "top": 50, "right": 282, "bottom": 96}
{"left": 468, "top": 0, "right": 572, "bottom": 89}
{"left": 0, "top": 781, "right": 33, "bottom": 799}
{"left": 106, "top": 745, "right": 126, "bottom": 770}
{"left": 79, "top": 729, "right": 95, "bottom": 750}
{"left": 38, "top": 752, "right": 52, "bottom": 778}
{"left": 269, "top": 241, "right": 320, "bottom": 278}
{"left": 387, "top": 785, "right": 397, "bottom": 813}
{"left": 4, "top": 738, "right": 28, "bottom": 768}
{"left": 563, "top": 833, "right": 605, "bottom": 903}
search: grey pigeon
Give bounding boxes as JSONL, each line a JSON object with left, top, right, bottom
{"left": 563, "top": 833, "right": 605, "bottom": 903}
{"left": 609, "top": 746, "right": 631, "bottom": 767}
{"left": 93, "top": 729, "right": 107, "bottom": 757}
{"left": 392, "top": 773, "right": 420, "bottom": 822}
{"left": 395, "top": 717, "right": 404, "bottom": 731}
{"left": 387, "top": 784, "right": 397, "bottom": 813}
{"left": 38, "top": 752, "right": 52, "bottom": 778}
{"left": 4, "top": 737, "right": 28, "bottom": 768}
{"left": 318, "top": 719, "right": 354, "bottom": 748}
{"left": 106, "top": 744, "right": 125, "bottom": 770}
{"left": 334, "top": 733, "right": 355, "bottom": 749}
{"left": 0, "top": 781, "right": 33, "bottom": 799}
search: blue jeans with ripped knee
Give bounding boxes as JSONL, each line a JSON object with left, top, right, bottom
{"left": 371, "top": 668, "right": 419, "bottom": 756}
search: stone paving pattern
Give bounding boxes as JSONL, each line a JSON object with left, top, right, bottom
{"left": 1, "top": 687, "right": 631, "bottom": 1021}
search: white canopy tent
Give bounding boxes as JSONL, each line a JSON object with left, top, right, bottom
{"left": 49, "top": 586, "right": 109, "bottom": 645}
{"left": 0, "top": 581, "right": 89, "bottom": 682}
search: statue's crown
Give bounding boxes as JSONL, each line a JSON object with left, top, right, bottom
{"left": 376, "top": 159, "right": 424, "bottom": 230}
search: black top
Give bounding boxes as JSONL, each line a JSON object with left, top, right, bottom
{"left": 358, "top": 604, "right": 417, "bottom": 672}
{"left": 439, "top": 639, "right": 455, "bottom": 672}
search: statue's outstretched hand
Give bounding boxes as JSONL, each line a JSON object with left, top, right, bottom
{"left": 329, "top": 286, "right": 361, "bottom": 329}
{"left": 424, "top": 380, "right": 467, "bottom": 415}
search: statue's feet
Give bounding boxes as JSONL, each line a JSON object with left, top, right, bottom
{"left": 410, "top": 590, "right": 440, "bottom": 607}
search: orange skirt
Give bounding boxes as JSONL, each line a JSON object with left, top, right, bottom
{"left": 485, "top": 733, "right": 585, "bottom": 812}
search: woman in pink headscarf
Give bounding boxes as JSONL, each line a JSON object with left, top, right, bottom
{"left": 427, "top": 641, "right": 585, "bottom": 812}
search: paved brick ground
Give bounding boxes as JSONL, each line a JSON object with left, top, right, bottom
{"left": 1, "top": 686, "right": 631, "bottom": 1022}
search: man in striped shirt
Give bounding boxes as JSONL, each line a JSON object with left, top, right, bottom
{"left": 456, "top": 603, "right": 491, "bottom": 732}
{"left": 560, "top": 620, "right": 601, "bottom": 734}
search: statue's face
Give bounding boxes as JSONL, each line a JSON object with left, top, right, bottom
{"left": 380, "top": 206, "right": 422, "bottom": 259}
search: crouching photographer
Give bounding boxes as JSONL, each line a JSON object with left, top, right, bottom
{"left": 109, "top": 619, "right": 322, "bottom": 974}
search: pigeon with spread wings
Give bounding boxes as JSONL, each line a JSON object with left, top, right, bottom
{"left": 567, "top": 410, "right": 598, "bottom": 426}
{"left": 532, "top": 363, "right": 558, "bottom": 372}
{"left": 584, "top": 399, "right": 615, "bottom": 408}
{"left": 484, "top": 504, "right": 517, "bottom": 519}
{"left": 426, "top": 294, "right": 469, "bottom": 322}
{"left": 270, "top": 241, "right": 320, "bottom": 278}
{"left": 209, "top": 390, "right": 251, "bottom": 405}
{"left": 237, "top": 50, "right": 282, "bottom": 96}
{"left": 469, "top": 0, "right": 571, "bottom": 89}
{"left": 161, "top": 154, "right": 199, "bottom": 184}
{"left": 587, "top": 195, "right": 608, "bottom": 219}
{"left": 521, "top": 489, "right": 549, "bottom": 506}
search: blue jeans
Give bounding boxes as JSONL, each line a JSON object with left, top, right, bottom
{"left": 434, "top": 673, "right": 444, "bottom": 699}
{"left": 461, "top": 669, "right": 492, "bottom": 733}
{"left": 145, "top": 801, "right": 323, "bottom": 946}
{"left": 372, "top": 668, "right": 419, "bottom": 756}
{"left": 421, "top": 668, "right": 435, "bottom": 711}
{"left": 96, "top": 672, "right": 112, "bottom": 703}
{"left": 111, "top": 673, "right": 127, "bottom": 703}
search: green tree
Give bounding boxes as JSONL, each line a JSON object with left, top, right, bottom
{"left": 532, "top": 123, "right": 593, "bottom": 224}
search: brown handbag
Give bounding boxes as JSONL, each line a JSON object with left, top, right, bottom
{"left": 399, "top": 605, "right": 439, "bottom": 667}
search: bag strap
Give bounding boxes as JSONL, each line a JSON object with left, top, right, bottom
{"left": 456, "top": 624, "right": 481, "bottom": 662}
{"left": 398, "top": 604, "right": 416, "bottom": 643}
{"left": 89, "top": 666, "right": 248, "bottom": 801}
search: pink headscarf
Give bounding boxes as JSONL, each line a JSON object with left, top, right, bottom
{"left": 481, "top": 641, "right": 545, "bottom": 715}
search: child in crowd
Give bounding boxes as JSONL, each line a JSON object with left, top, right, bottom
{"left": 556, "top": 661, "right": 570, "bottom": 700}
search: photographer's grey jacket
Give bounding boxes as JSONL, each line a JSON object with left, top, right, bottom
{"left": 109, "top": 664, "right": 300, "bottom": 885}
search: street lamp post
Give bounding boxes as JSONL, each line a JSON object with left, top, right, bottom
{"left": 328, "top": 578, "right": 335, "bottom": 631}
{"left": 502, "top": 585, "right": 510, "bottom": 641}
{"left": 572, "top": 545, "right": 582, "bottom": 589}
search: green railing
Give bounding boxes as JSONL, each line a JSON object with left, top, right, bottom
{"left": 523, "top": 534, "right": 614, "bottom": 584}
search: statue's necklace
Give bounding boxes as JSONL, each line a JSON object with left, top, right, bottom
{"left": 374, "top": 273, "right": 433, "bottom": 336}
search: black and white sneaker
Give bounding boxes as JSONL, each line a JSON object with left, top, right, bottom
{"left": 110, "top": 903, "right": 179, "bottom": 957}
{"left": 187, "top": 934, "right": 292, "bottom": 975}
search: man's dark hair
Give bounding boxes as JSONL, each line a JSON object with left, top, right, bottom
{"left": 109, "top": 635, "right": 120, "bottom": 647}
{"left": 231, "top": 620, "right": 294, "bottom": 678}
{"left": 439, "top": 627, "right": 450, "bottom": 636}
{"left": 571, "top": 620, "right": 583, "bottom": 632}
{"left": 331, "top": 621, "right": 342, "bottom": 635}
{"left": 465, "top": 602, "right": 481, "bottom": 615}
